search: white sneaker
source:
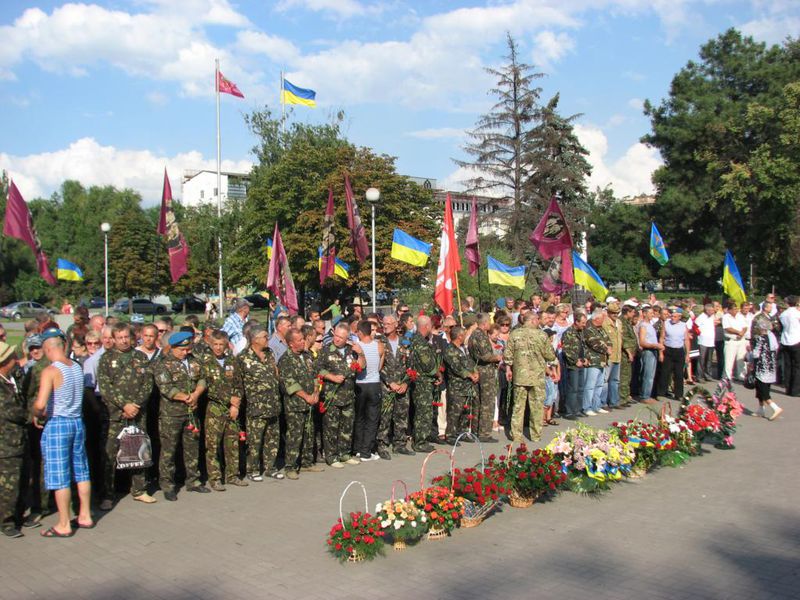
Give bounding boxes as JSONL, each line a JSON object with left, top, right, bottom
{"left": 360, "top": 453, "right": 379, "bottom": 462}
{"left": 329, "top": 461, "right": 345, "bottom": 469}
{"left": 598, "top": 408, "right": 609, "bottom": 414}
{"left": 585, "top": 410, "right": 598, "bottom": 416}
{"left": 768, "top": 406, "right": 784, "bottom": 421}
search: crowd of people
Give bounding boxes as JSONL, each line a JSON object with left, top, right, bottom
{"left": 0, "top": 290, "right": 793, "bottom": 539}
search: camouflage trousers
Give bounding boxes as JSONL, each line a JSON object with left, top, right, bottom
{"left": 376, "top": 390, "right": 409, "bottom": 450}
{"left": 445, "top": 391, "right": 472, "bottom": 440}
{"left": 159, "top": 415, "right": 200, "bottom": 493}
{"left": 476, "top": 366, "right": 498, "bottom": 438}
{"left": 510, "top": 383, "right": 545, "bottom": 443}
{"left": 25, "top": 424, "right": 50, "bottom": 513}
{"left": 104, "top": 418, "right": 147, "bottom": 500}
{"left": 619, "top": 358, "right": 633, "bottom": 403}
{"left": 322, "top": 403, "right": 355, "bottom": 464}
{"left": 246, "top": 415, "right": 280, "bottom": 475}
{"left": 205, "top": 409, "right": 240, "bottom": 484}
{"left": 0, "top": 456, "right": 24, "bottom": 527}
{"left": 411, "top": 378, "right": 435, "bottom": 447}
{"left": 285, "top": 410, "right": 314, "bottom": 471}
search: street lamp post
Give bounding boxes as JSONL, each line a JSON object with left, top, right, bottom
{"left": 365, "top": 187, "right": 380, "bottom": 313}
{"left": 101, "top": 222, "right": 111, "bottom": 317}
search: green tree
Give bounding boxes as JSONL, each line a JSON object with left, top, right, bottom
{"left": 643, "top": 29, "right": 800, "bottom": 293}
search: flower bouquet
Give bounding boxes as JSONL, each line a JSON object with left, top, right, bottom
{"left": 707, "top": 385, "right": 743, "bottom": 449}
{"left": 487, "top": 444, "right": 565, "bottom": 507}
{"left": 679, "top": 403, "right": 721, "bottom": 444}
{"left": 432, "top": 466, "right": 506, "bottom": 526}
{"left": 326, "top": 481, "right": 386, "bottom": 563}
{"left": 409, "top": 450, "right": 464, "bottom": 540}
{"left": 374, "top": 498, "right": 427, "bottom": 550}
{"left": 612, "top": 420, "right": 688, "bottom": 473}
{"left": 546, "top": 423, "right": 635, "bottom": 494}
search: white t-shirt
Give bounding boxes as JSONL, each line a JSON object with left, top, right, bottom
{"left": 694, "top": 313, "right": 716, "bottom": 347}
{"left": 742, "top": 312, "right": 754, "bottom": 340}
{"left": 722, "top": 313, "right": 746, "bottom": 341}
{"left": 780, "top": 306, "right": 800, "bottom": 346}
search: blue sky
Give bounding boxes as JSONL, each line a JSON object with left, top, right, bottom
{"left": 0, "top": 0, "right": 797, "bottom": 204}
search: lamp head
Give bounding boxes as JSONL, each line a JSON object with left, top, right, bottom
{"left": 365, "top": 187, "right": 380, "bottom": 203}
{"left": 100, "top": 222, "right": 111, "bottom": 233}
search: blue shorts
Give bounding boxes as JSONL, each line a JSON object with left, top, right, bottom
{"left": 41, "top": 416, "right": 90, "bottom": 490}
{"left": 544, "top": 378, "right": 558, "bottom": 408}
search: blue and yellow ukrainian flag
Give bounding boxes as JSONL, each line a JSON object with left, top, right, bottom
{"left": 722, "top": 250, "right": 746, "bottom": 304}
{"left": 281, "top": 78, "right": 316, "bottom": 107}
{"left": 650, "top": 222, "right": 669, "bottom": 266}
{"left": 56, "top": 258, "right": 84, "bottom": 282}
{"left": 317, "top": 247, "right": 349, "bottom": 279}
{"left": 487, "top": 256, "right": 525, "bottom": 289}
{"left": 264, "top": 237, "right": 273, "bottom": 260}
{"left": 391, "top": 229, "right": 431, "bottom": 267}
{"left": 572, "top": 251, "right": 608, "bottom": 301}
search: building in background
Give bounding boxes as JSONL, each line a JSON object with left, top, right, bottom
{"left": 181, "top": 170, "right": 250, "bottom": 207}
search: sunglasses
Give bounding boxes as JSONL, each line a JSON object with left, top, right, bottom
{"left": 157, "top": 328, "right": 168, "bottom": 333}
{"left": 86, "top": 341, "right": 101, "bottom": 346}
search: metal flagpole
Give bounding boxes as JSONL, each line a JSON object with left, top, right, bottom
{"left": 216, "top": 58, "right": 225, "bottom": 315}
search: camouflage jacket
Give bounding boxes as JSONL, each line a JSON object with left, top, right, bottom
{"left": 22, "top": 357, "right": 50, "bottom": 408}
{"left": 561, "top": 326, "right": 586, "bottom": 368}
{"left": 316, "top": 343, "right": 357, "bottom": 407}
{"left": 154, "top": 353, "right": 206, "bottom": 418}
{"left": 601, "top": 317, "right": 623, "bottom": 363}
{"left": 467, "top": 328, "right": 497, "bottom": 371}
{"left": 238, "top": 347, "right": 281, "bottom": 418}
{"left": 0, "top": 369, "right": 27, "bottom": 459}
{"left": 503, "top": 326, "right": 556, "bottom": 387}
{"left": 584, "top": 322, "right": 611, "bottom": 368}
{"left": 408, "top": 333, "right": 440, "bottom": 380}
{"left": 621, "top": 318, "right": 638, "bottom": 357}
{"left": 192, "top": 340, "right": 212, "bottom": 362}
{"left": 198, "top": 351, "right": 243, "bottom": 416}
{"left": 278, "top": 350, "right": 316, "bottom": 413}
{"left": 97, "top": 348, "right": 152, "bottom": 421}
{"left": 443, "top": 343, "right": 476, "bottom": 398}
{"left": 380, "top": 336, "right": 410, "bottom": 389}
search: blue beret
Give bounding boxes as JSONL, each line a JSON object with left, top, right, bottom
{"left": 168, "top": 331, "right": 194, "bottom": 347}
{"left": 40, "top": 328, "right": 66, "bottom": 342}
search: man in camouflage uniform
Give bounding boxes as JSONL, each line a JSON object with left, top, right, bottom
{"left": 583, "top": 310, "right": 612, "bottom": 416}
{"left": 408, "top": 316, "right": 440, "bottom": 453}
{"left": 443, "top": 326, "right": 479, "bottom": 444}
{"left": 21, "top": 341, "right": 51, "bottom": 523}
{"left": 238, "top": 324, "right": 283, "bottom": 481}
{"left": 600, "top": 302, "right": 623, "bottom": 409}
{"left": 316, "top": 324, "right": 358, "bottom": 467}
{"left": 468, "top": 314, "right": 501, "bottom": 442}
{"left": 619, "top": 306, "right": 638, "bottom": 406}
{"left": 96, "top": 322, "right": 156, "bottom": 507}
{"left": 0, "top": 343, "right": 27, "bottom": 538}
{"left": 153, "top": 332, "right": 209, "bottom": 500}
{"left": 561, "top": 311, "right": 588, "bottom": 419}
{"left": 278, "top": 329, "right": 322, "bottom": 480}
{"left": 503, "top": 312, "right": 556, "bottom": 443}
{"left": 377, "top": 315, "right": 414, "bottom": 456}
{"left": 198, "top": 330, "right": 247, "bottom": 491}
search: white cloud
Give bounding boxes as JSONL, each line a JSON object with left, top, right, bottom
{"left": 628, "top": 97, "right": 644, "bottom": 111}
{"left": 405, "top": 127, "right": 466, "bottom": 140}
{"left": 574, "top": 123, "right": 661, "bottom": 197}
{"left": 236, "top": 30, "right": 300, "bottom": 63}
{"left": 532, "top": 30, "right": 576, "bottom": 70}
{"left": 740, "top": 16, "right": 800, "bottom": 44}
{"left": 1, "top": 138, "right": 252, "bottom": 205}
{"left": 275, "top": 0, "right": 369, "bottom": 19}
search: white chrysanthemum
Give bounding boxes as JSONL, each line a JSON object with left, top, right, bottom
{"left": 394, "top": 520, "right": 403, "bottom": 530}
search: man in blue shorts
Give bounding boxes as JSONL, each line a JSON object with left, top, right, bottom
{"left": 32, "top": 329, "right": 93, "bottom": 537}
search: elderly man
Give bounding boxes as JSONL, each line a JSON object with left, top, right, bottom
{"left": 468, "top": 314, "right": 501, "bottom": 442}
{"left": 376, "top": 314, "right": 413, "bottom": 456}
{"left": 443, "top": 326, "right": 478, "bottom": 443}
{"left": 600, "top": 302, "right": 623, "bottom": 409}
{"left": 33, "top": 330, "right": 93, "bottom": 537}
{"left": 561, "top": 311, "right": 588, "bottom": 419}
{"left": 269, "top": 316, "right": 291, "bottom": 362}
{"left": 222, "top": 298, "right": 252, "bottom": 355}
{"left": 583, "top": 310, "right": 611, "bottom": 416}
{"left": 504, "top": 312, "right": 556, "bottom": 443}
{"left": 0, "top": 342, "right": 27, "bottom": 538}
{"left": 408, "top": 316, "right": 440, "bottom": 453}
{"left": 722, "top": 301, "right": 748, "bottom": 381}
{"left": 657, "top": 307, "right": 691, "bottom": 401}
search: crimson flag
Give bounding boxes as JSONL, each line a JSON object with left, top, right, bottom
{"left": 529, "top": 196, "right": 573, "bottom": 259}
{"left": 319, "top": 187, "right": 336, "bottom": 285}
{"left": 541, "top": 249, "right": 574, "bottom": 294}
{"left": 3, "top": 181, "right": 55, "bottom": 285}
{"left": 266, "top": 223, "right": 298, "bottom": 314}
{"left": 434, "top": 193, "right": 461, "bottom": 315}
{"left": 157, "top": 169, "right": 189, "bottom": 283}
{"left": 344, "top": 174, "right": 369, "bottom": 262}
{"left": 465, "top": 196, "right": 480, "bottom": 277}
{"left": 217, "top": 70, "right": 244, "bottom": 98}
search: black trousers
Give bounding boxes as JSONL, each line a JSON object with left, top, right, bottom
{"left": 657, "top": 347, "right": 685, "bottom": 400}
{"left": 782, "top": 343, "right": 800, "bottom": 396}
{"left": 714, "top": 340, "right": 725, "bottom": 379}
{"left": 354, "top": 383, "right": 382, "bottom": 456}
{"left": 698, "top": 345, "right": 715, "bottom": 380}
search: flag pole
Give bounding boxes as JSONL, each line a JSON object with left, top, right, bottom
{"left": 216, "top": 58, "right": 225, "bottom": 315}
{"left": 455, "top": 272, "right": 463, "bottom": 326}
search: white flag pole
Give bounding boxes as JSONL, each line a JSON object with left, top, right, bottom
{"left": 216, "top": 58, "right": 225, "bottom": 315}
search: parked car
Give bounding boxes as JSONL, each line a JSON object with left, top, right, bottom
{"left": 243, "top": 294, "right": 270, "bottom": 309}
{"left": 0, "top": 301, "right": 57, "bottom": 320}
{"left": 112, "top": 298, "right": 168, "bottom": 315}
{"left": 77, "top": 297, "right": 108, "bottom": 309}
{"left": 172, "top": 295, "right": 206, "bottom": 313}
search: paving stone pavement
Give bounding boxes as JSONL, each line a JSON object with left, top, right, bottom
{"left": 1, "top": 382, "right": 799, "bottom": 600}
